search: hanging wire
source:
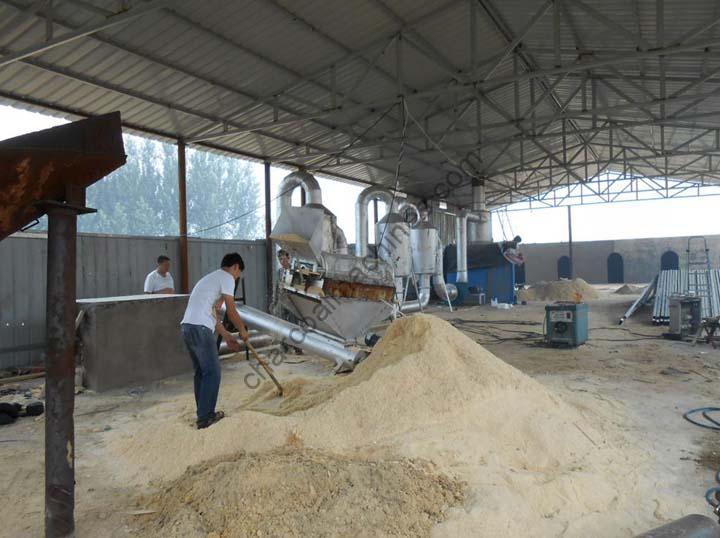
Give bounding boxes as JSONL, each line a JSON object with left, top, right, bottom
{"left": 375, "top": 97, "right": 407, "bottom": 255}
{"left": 310, "top": 103, "right": 398, "bottom": 170}
{"left": 186, "top": 182, "right": 296, "bottom": 237}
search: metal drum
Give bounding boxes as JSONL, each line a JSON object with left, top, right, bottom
{"left": 376, "top": 213, "right": 412, "bottom": 277}
{"left": 410, "top": 221, "right": 439, "bottom": 275}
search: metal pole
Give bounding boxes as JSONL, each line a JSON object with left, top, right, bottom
{"left": 567, "top": 205, "right": 574, "bottom": 279}
{"left": 44, "top": 205, "right": 78, "bottom": 538}
{"left": 178, "top": 140, "right": 189, "bottom": 293}
{"left": 264, "top": 161, "right": 273, "bottom": 311}
{"left": 373, "top": 198, "right": 379, "bottom": 225}
{"left": 300, "top": 187, "right": 307, "bottom": 206}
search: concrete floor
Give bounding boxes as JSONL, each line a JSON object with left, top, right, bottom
{"left": 1, "top": 286, "right": 719, "bottom": 536}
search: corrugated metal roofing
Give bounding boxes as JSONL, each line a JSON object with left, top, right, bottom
{"left": 2, "top": 0, "right": 720, "bottom": 207}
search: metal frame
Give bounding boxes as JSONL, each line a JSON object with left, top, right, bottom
{"left": 3, "top": 1, "right": 720, "bottom": 208}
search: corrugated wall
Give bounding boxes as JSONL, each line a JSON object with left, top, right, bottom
{"left": 0, "top": 232, "right": 267, "bottom": 368}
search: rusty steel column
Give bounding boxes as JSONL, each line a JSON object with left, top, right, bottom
{"left": 178, "top": 140, "right": 189, "bottom": 293}
{"left": 44, "top": 205, "right": 78, "bottom": 538}
{"left": 264, "top": 161, "right": 273, "bottom": 311}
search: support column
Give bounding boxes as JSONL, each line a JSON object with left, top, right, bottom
{"left": 44, "top": 204, "right": 79, "bottom": 538}
{"left": 178, "top": 140, "right": 189, "bottom": 293}
{"left": 264, "top": 161, "right": 273, "bottom": 311}
{"left": 567, "top": 205, "right": 574, "bottom": 279}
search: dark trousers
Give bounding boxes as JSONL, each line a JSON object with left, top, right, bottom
{"left": 181, "top": 323, "right": 221, "bottom": 422}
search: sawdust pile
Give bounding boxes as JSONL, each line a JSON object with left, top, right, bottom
{"left": 615, "top": 284, "right": 644, "bottom": 295}
{"left": 112, "top": 314, "right": 676, "bottom": 537}
{"left": 138, "top": 449, "right": 465, "bottom": 538}
{"left": 518, "top": 278, "right": 599, "bottom": 302}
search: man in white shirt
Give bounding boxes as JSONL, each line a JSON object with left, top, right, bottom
{"left": 144, "top": 255, "right": 174, "bottom": 294}
{"left": 180, "top": 252, "right": 250, "bottom": 429}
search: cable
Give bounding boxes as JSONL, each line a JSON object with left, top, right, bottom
{"left": 683, "top": 407, "right": 720, "bottom": 518}
{"left": 311, "top": 104, "right": 398, "bottom": 170}
{"left": 376, "top": 97, "right": 407, "bottom": 257}
{"left": 185, "top": 181, "right": 301, "bottom": 236}
{"left": 684, "top": 407, "right": 720, "bottom": 431}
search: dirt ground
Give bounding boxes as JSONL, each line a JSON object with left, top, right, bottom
{"left": 1, "top": 285, "right": 719, "bottom": 537}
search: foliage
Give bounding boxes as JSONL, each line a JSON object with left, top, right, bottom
{"left": 68, "top": 135, "right": 262, "bottom": 239}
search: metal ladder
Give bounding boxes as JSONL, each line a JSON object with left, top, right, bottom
{"left": 686, "top": 236, "right": 711, "bottom": 318}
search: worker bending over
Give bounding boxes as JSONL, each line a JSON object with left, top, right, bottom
{"left": 144, "top": 255, "right": 174, "bottom": 294}
{"left": 180, "top": 252, "right": 249, "bottom": 429}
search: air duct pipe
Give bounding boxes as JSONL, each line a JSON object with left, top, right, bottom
{"left": 276, "top": 170, "right": 323, "bottom": 217}
{"left": 355, "top": 185, "right": 394, "bottom": 257}
{"left": 334, "top": 224, "right": 348, "bottom": 255}
{"left": 468, "top": 180, "right": 492, "bottom": 243}
{"left": 400, "top": 274, "right": 431, "bottom": 313}
{"left": 433, "top": 236, "right": 457, "bottom": 303}
{"left": 455, "top": 209, "right": 469, "bottom": 283}
{"left": 238, "top": 304, "right": 363, "bottom": 370}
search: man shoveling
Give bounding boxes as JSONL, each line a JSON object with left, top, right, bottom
{"left": 180, "top": 252, "right": 249, "bottom": 429}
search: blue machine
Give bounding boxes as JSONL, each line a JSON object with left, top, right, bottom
{"left": 443, "top": 242, "right": 519, "bottom": 306}
{"left": 446, "top": 261, "right": 516, "bottom": 305}
{"left": 544, "top": 302, "right": 589, "bottom": 347}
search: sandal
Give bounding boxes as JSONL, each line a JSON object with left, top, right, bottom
{"left": 197, "top": 410, "right": 225, "bottom": 429}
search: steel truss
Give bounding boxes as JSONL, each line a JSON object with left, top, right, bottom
{"left": 3, "top": 0, "right": 720, "bottom": 207}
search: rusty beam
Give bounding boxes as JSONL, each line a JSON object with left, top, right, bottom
{"left": 42, "top": 201, "right": 82, "bottom": 538}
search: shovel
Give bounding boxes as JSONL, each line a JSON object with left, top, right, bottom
{"left": 245, "top": 340, "right": 284, "bottom": 397}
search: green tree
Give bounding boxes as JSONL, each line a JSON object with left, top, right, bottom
{"left": 64, "top": 134, "right": 262, "bottom": 239}
{"left": 186, "top": 148, "right": 263, "bottom": 240}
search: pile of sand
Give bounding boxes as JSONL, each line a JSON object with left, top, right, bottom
{"left": 615, "top": 284, "right": 644, "bottom": 295}
{"left": 518, "top": 278, "right": 599, "bottom": 302}
{"left": 138, "top": 449, "right": 465, "bottom": 538}
{"left": 111, "top": 314, "right": 678, "bottom": 537}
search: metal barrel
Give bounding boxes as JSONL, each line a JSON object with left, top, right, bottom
{"left": 633, "top": 515, "right": 720, "bottom": 538}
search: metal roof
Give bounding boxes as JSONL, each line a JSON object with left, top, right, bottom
{"left": 2, "top": 0, "right": 720, "bottom": 208}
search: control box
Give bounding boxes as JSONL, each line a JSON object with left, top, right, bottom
{"left": 544, "top": 302, "right": 589, "bottom": 347}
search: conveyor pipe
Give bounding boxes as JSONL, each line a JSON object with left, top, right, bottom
{"left": 237, "top": 305, "right": 362, "bottom": 369}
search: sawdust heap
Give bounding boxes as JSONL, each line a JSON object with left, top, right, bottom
{"left": 137, "top": 449, "right": 465, "bottom": 538}
{"left": 518, "top": 278, "right": 599, "bottom": 302}
{"left": 113, "top": 314, "right": 669, "bottom": 536}
{"left": 615, "top": 284, "right": 643, "bottom": 295}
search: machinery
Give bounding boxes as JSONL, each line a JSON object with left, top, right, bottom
{"left": 444, "top": 180, "right": 523, "bottom": 306}
{"left": 544, "top": 302, "right": 589, "bottom": 347}
{"left": 666, "top": 294, "right": 702, "bottom": 340}
{"left": 268, "top": 172, "right": 396, "bottom": 371}
{"left": 354, "top": 186, "right": 454, "bottom": 313}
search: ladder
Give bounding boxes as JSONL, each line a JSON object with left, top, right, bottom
{"left": 686, "top": 236, "right": 711, "bottom": 318}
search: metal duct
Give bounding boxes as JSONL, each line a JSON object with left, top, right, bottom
{"left": 355, "top": 185, "right": 394, "bottom": 257}
{"left": 401, "top": 274, "right": 431, "bottom": 313}
{"left": 472, "top": 179, "right": 486, "bottom": 212}
{"left": 468, "top": 211, "right": 493, "bottom": 243}
{"left": 334, "top": 222, "right": 349, "bottom": 255}
{"left": 455, "top": 209, "right": 469, "bottom": 283}
{"left": 433, "top": 236, "right": 457, "bottom": 303}
{"left": 237, "top": 304, "right": 363, "bottom": 369}
{"left": 398, "top": 200, "right": 421, "bottom": 227}
{"left": 468, "top": 180, "right": 493, "bottom": 243}
{"left": 276, "top": 170, "right": 323, "bottom": 218}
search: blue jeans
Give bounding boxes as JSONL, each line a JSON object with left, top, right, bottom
{"left": 181, "top": 323, "right": 221, "bottom": 423}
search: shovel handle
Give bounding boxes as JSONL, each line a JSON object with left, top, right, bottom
{"left": 245, "top": 341, "right": 284, "bottom": 396}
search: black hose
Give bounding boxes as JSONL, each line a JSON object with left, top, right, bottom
{"left": 684, "top": 407, "right": 720, "bottom": 431}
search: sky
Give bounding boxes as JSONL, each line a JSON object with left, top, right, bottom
{"left": 3, "top": 103, "right": 720, "bottom": 245}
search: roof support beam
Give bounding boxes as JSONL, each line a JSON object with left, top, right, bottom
{"left": 0, "top": 0, "right": 171, "bottom": 69}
